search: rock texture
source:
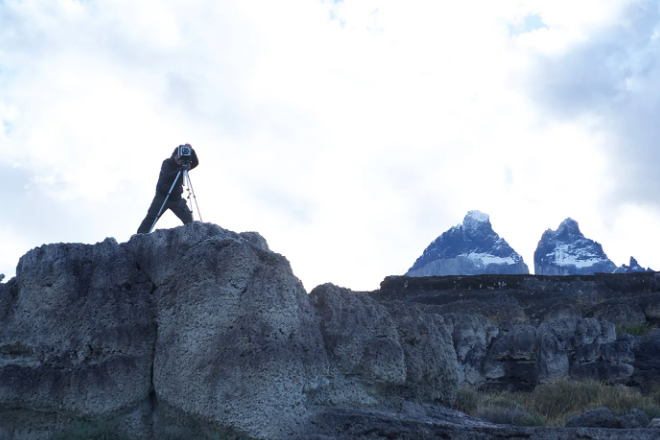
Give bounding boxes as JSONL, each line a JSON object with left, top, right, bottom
{"left": 406, "top": 211, "right": 529, "bottom": 277}
{"left": 566, "top": 407, "right": 650, "bottom": 429}
{"left": 374, "top": 273, "right": 660, "bottom": 391}
{"left": 534, "top": 218, "right": 617, "bottom": 275}
{"left": 308, "top": 284, "right": 460, "bottom": 409}
{"left": 1, "top": 223, "right": 659, "bottom": 440}
{"left": 0, "top": 224, "right": 328, "bottom": 440}
{"left": 0, "top": 239, "right": 155, "bottom": 437}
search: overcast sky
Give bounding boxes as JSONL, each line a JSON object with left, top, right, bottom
{"left": 1, "top": 0, "right": 659, "bottom": 291}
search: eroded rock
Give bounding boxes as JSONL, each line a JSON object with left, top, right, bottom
{"left": 0, "top": 238, "right": 155, "bottom": 438}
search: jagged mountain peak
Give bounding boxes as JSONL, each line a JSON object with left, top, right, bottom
{"left": 557, "top": 217, "right": 580, "bottom": 233}
{"left": 614, "top": 256, "right": 654, "bottom": 273}
{"left": 535, "top": 218, "right": 616, "bottom": 275}
{"left": 406, "top": 211, "right": 529, "bottom": 276}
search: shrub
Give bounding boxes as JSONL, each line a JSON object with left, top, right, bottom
{"left": 455, "top": 386, "right": 479, "bottom": 413}
{"left": 453, "top": 380, "right": 660, "bottom": 427}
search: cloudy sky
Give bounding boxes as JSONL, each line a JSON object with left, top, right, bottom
{"left": 1, "top": 0, "right": 659, "bottom": 291}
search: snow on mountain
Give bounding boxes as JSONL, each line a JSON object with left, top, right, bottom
{"left": 534, "top": 218, "right": 617, "bottom": 275}
{"left": 613, "top": 257, "right": 654, "bottom": 273}
{"left": 406, "top": 210, "right": 530, "bottom": 276}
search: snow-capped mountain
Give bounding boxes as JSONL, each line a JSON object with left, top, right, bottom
{"left": 534, "top": 218, "right": 617, "bottom": 275}
{"left": 613, "top": 257, "right": 654, "bottom": 273}
{"left": 406, "top": 211, "right": 530, "bottom": 276}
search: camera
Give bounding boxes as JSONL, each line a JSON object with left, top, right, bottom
{"left": 177, "top": 144, "right": 192, "bottom": 160}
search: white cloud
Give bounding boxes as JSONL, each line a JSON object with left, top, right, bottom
{"left": 1, "top": 0, "right": 658, "bottom": 289}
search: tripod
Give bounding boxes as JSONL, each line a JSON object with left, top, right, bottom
{"left": 148, "top": 164, "right": 203, "bottom": 233}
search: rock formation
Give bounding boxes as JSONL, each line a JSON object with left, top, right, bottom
{"left": 375, "top": 273, "right": 660, "bottom": 392}
{"left": 614, "top": 257, "right": 654, "bottom": 274}
{"left": 406, "top": 211, "right": 529, "bottom": 277}
{"left": 566, "top": 407, "right": 650, "bottom": 429}
{"left": 534, "top": 218, "right": 617, "bottom": 275}
{"left": 1, "top": 223, "right": 659, "bottom": 440}
{"left": 0, "top": 224, "right": 328, "bottom": 440}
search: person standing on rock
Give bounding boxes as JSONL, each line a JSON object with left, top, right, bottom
{"left": 136, "top": 144, "right": 199, "bottom": 234}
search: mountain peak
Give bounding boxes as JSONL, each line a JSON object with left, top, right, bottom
{"left": 534, "top": 218, "right": 615, "bottom": 275}
{"left": 463, "top": 210, "right": 491, "bottom": 230}
{"left": 406, "top": 211, "right": 528, "bottom": 276}
{"left": 613, "top": 256, "right": 654, "bottom": 273}
{"left": 557, "top": 218, "right": 580, "bottom": 234}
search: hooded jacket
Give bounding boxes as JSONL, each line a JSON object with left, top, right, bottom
{"left": 155, "top": 149, "right": 199, "bottom": 199}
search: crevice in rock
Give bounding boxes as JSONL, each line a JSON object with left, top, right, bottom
{"left": 148, "top": 331, "right": 158, "bottom": 439}
{"left": 124, "top": 246, "right": 160, "bottom": 438}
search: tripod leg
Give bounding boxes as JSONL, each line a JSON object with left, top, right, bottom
{"left": 148, "top": 169, "right": 182, "bottom": 233}
{"left": 183, "top": 170, "right": 194, "bottom": 221}
{"left": 183, "top": 169, "right": 203, "bottom": 222}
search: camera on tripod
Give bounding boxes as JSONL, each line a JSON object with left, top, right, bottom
{"left": 177, "top": 144, "right": 193, "bottom": 163}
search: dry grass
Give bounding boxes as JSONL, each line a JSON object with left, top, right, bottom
{"left": 455, "top": 380, "right": 660, "bottom": 427}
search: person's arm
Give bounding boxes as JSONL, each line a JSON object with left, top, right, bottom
{"left": 160, "top": 159, "right": 181, "bottom": 182}
{"left": 189, "top": 147, "right": 199, "bottom": 170}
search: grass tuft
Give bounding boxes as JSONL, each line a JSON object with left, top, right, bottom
{"left": 454, "top": 380, "right": 660, "bottom": 427}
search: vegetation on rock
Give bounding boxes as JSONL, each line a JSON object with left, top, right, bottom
{"left": 455, "top": 379, "right": 660, "bottom": 427}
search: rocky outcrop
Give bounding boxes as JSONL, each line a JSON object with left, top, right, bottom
{"left": 374, "top": 273, "right": 660, "bottom": 391}
{"left": 630, "top": 328, "right": 660, "bottom": 394}
{"left": 375, "top": 273, "right": 660, "bottom": 326}
{"left": 534, "top": 218, "right": 617, "bottom": 275}
{"left": 0, "top": 239, "right": 155, "bottom": 437}
{"left": 566, "top": 407, "right": 650, "bottom": 429}
{"left": 0, "top": 224, "right": 328, "bottom": 440}
{"left": 1, "top": 223, "right": 659, "bottom": 440}
{"left": 406, "top": 211, "right": 529, "bottom": 276}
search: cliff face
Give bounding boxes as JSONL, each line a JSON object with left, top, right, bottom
{"left": 375, "top": 273, "right": 660, "bottom": 392}
{"left": 0, "top": 224, "right": 329, "bottom": 440}
{"left": 1, "top": 224, "right": 659, "bottom": 440}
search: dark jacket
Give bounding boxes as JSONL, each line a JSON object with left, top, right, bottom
{"left": 155, "top": 149, "right": 199, "bottom": 199}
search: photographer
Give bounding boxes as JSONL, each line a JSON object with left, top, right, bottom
{"left": 136, "top": 144, "right": 199, "bottom": 234}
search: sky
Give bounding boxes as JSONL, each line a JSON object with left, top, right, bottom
{"left": 1, "top": 0, "right": 659, "bottom": 291}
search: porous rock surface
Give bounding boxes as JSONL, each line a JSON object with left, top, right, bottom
{"left": 1, "top": 224, "right": 328, "bottom": 440}
{"left": 1, "top": 223, "right": 659, "bottom": 440}
{"left": 374, "top": 274, "right": 660, "bottom": 392}
{"left": 566, "top": 407, "right": 650, "bottom": 429}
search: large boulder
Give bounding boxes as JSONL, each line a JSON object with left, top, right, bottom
{"left": 0, "top": 238, "right": 155, "bottom": 438}
{"left": 0, "top": 223, "right": 330, "bottom": 440}
{"left": 308, "top": 284, "right": 459, "bottom": 408}
{"left": 630, "top": 328, "right": 660, "bottom": 393}
{"left": 307, "top": 284, "right": 406, "bottom": 407}
{"left": 123, "top": 223, "right": 329, "bottom": 439}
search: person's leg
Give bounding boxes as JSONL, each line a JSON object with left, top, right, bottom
{"left": 170, "top": 198, "right": 194, "bottom": 225}
{"left": 137, "top": 193, "right": 168, "bottom": 233}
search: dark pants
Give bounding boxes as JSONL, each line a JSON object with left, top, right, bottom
{"left": 137, "top": 192, "right": 193, "bottom": 233}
